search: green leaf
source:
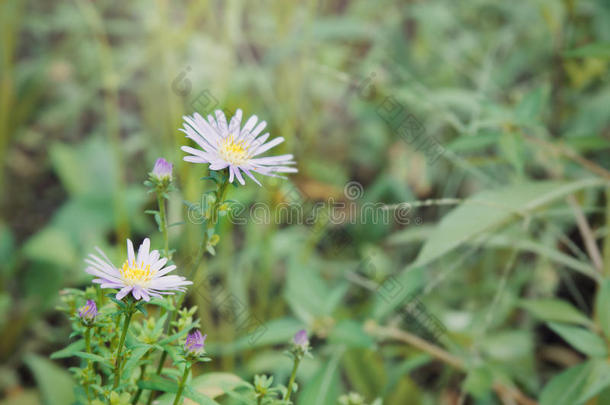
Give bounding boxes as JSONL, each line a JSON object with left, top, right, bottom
{"left": 515, "top": 86, "right": 546, "bottom": 123}
{"left": 50, "top": 339, "right": 85, "bottom": 359}
{"left": 208, "top": 317, "right": 304, "bottom": 355}
{"left": 298, "top": 348, "right": 344, "bottom": 405}
{"left": 189, "top": 372, "right": 248, "bottom": 400}
{"left": 328, "top": 320, "right": 375, "bottom": 349}
{"left": 540, "top": 359, "right": 610, "bottom": 405}
{"left": 22, "top": 227, "right": 77, "bottom": 268}
{"left": 595, "top": 279, "right": 610, "bottom": 338}
{"left": 137, "top": 375, "right": 179, "bottom": 393}
{"left": 413, "top": 179, "right": 607, "bottom": 270}
{"left": 463, "top": 365, "right": 494, "bottom": 398}
{"left": 24, "top": 354, "right": 75, "bottom": 405}
{"left": 285, "top": 257, "right": 348, "bottom": 320}
{"left": 547, "top": 322, "right": 607, "bottom": 357}
{"left": 184, "top": 386, "right": 219, "bottom": 405}
{"left": 122, "top": 346, "right": 150, "bottom": 377}
{"left": 519, "top": 299, "right": 592, "bottom": 327}
{"left": 73, "top": 351, "right": 108, "bottom": 363}
{"left": 563, "top": 42, "right": 610, "bottom": 58}
{"left": 540, "top": 362, "right": 590, "bottom": 405}
{"left": 576, "top": 359, "right": 610, "bottom": 403}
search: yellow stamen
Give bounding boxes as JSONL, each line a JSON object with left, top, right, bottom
{"left": 120, "top": 260, "right": 153, "bottom": 286}
{"left": 219, "top": 135, "right": 250, "bottom": 165}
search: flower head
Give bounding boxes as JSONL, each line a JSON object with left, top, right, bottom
{"left": 85, "top": 238, "right": 192, "bottom": 302}
{"left": 185, "top": 330, "right": 207, "bottom": 354}
{"left": 180, "top": 109, "right": 297, "bottom": 186}
{"left": 78, "top": 299, "right": 97, "bottom": 323}
{"left": 293, "top": 329, "right": 309, "bottom": 348}
{"left": 151, "top": 158, "right": 173, "bottom": 181}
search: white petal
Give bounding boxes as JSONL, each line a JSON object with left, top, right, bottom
{"left": 234, "top": 167, "right": 246, "bottom": 185}
{"left": 153, "top": 264, "right": 176, "bottom": 278}
{"left": 127, "top": 239, "right": 136, "bottom": 266}
{"left": 228, "top": 109, "right": 243, "bottom": 134}
{"left": 116, "top": 286, "right": 133, "bottom": 300}
{"left": 251, "top": 137, "right": 285, "bottom": 156}
{"left": 137, "top": 238, "right": 150, "bottom": 266}
{"left": 215, "top": 110, "right": 228, "bottom": 134}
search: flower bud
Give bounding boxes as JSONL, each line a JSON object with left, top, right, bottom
{"left": 151, "top": 158, "right": 173, "bottom": 181}
{"left": 184, "top": 330, "right": 206, "bottom": 354}
{"left": 78, "top": 300, "right": 97, "bottom": 323}
{"left": 293, "top": 329, "right": 309, "bottom": 349}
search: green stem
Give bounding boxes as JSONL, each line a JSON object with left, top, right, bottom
{"left": 113, "top": 302, "right": 136, "bottom": 389}
{"left": 157, "top": 190, "right": 170, "bottom": 258}
{"left": 283, "top": 357, "right": 301, "bottom": 401}
{"left": 172, "top": 363, "right": 191, "bottom": 405}
{"left": 132, "top": 351, "right": 150, "bottom": 404}
{"left": 84, "top": 327, "right": 92, "bottom": 401}
{"left": 603, "top": 188, "right": 610, "bottom": 277}
{"left": 148, "top": 173, "right": 229, "bottom": 404}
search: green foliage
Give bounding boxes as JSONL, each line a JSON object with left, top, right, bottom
{"left": 2, "top": 0, "right": 610, "bottom": 403}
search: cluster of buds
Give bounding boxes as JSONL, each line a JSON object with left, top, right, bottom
{"left": 78, "top": 299, "right": 98, "bottom": 325}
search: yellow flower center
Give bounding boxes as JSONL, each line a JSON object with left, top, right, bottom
{"left": 120, "top": 260, "right": 153, "bottom": 286}
{"left": 219, "top": 135, "right": 250, "bottom": 166}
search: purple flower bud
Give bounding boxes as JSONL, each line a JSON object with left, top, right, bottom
{"left": 293, "top": 329, "right": 308, "bottom": 348}
{"left": 151, "top": 158, "right": 173, "bottom": 181}
{"left": 185, "top": 330, "right": 206, "bottom": 354}
{"left": 78, "top": 300, "right": 97, "bottom": 322}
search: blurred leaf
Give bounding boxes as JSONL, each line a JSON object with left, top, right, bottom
{"left": 540, "top": 359, "right": 610, "bottom": 405}
{"left": 463, "top": 365, "right": 494, "bottom": 399}
{"left": 595, "top": 279, "right": 610, "bottom": 338}
{"left": 23, "top": 227, "right": 76, "bottom": 268}
{"left": 372, "top": 266, "right": 425, "bottom": 320}
{"left": 298, "top": 348, "right": 343, "bottom": 405}
{"left": 540, "top": 362, "right": 589, "bottom": 405}
{"left": 447, "top": 131, "right": 501, "bottom": 153}
{"left": 564, "top": 42, "right": 610, "bottom": 58}
{"left": 23, "top": 354, "right": 75, "bottom": 405}
{"left": 137, "top": 374, "right": 178, "bottom": 393}
{"left": 480, "top": 330, "right": 533, "bottom": 361}
{"left": 50, "top": 339, "right": 85, "bottom": 359}
{"left": 576, "top": 360, "right": 610, "bottom": 403}
{"left": 328, "top": 320, "right": 375, "bottom": 349}
{"left": 547, "top": 322, "right": 607, "bottom": 357}
{"left": 208, "top": 317, "right": 304, "bottom": 355}
{"left": 285, "top": 257, "right": 348, "bottom": 321}
{"left": 189, "top": 372, "right": 249, "bottom": 399}
{"left": 0, "top": 223, "right": 15, "bottom": 276}
{"left": 515, "top": 86, "right": 546, "bottom": 123}
{"left": 49, "top": 137, "right": 117, "bottom": 198}
{"left": 520, "top": 299, "right": 592, "bottom": 327}
{"left": 413, "top": 179, "right": 606, "bottom": 270}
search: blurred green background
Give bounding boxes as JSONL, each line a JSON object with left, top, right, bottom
{"left": 2, "top": 0, "right": 610, "bottom": 404}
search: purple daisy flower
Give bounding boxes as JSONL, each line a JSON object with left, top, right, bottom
{"left": 180, "top": 109, "right": 297, "bottom": 186}
{"left": 185, "top": 330, "right": 207, "bottom": 354}
{"left": 78, "top": 299, "right": 97, "bottom": 322}
{"left": 84, "top": 238, "right": 192, "bottom": 302}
